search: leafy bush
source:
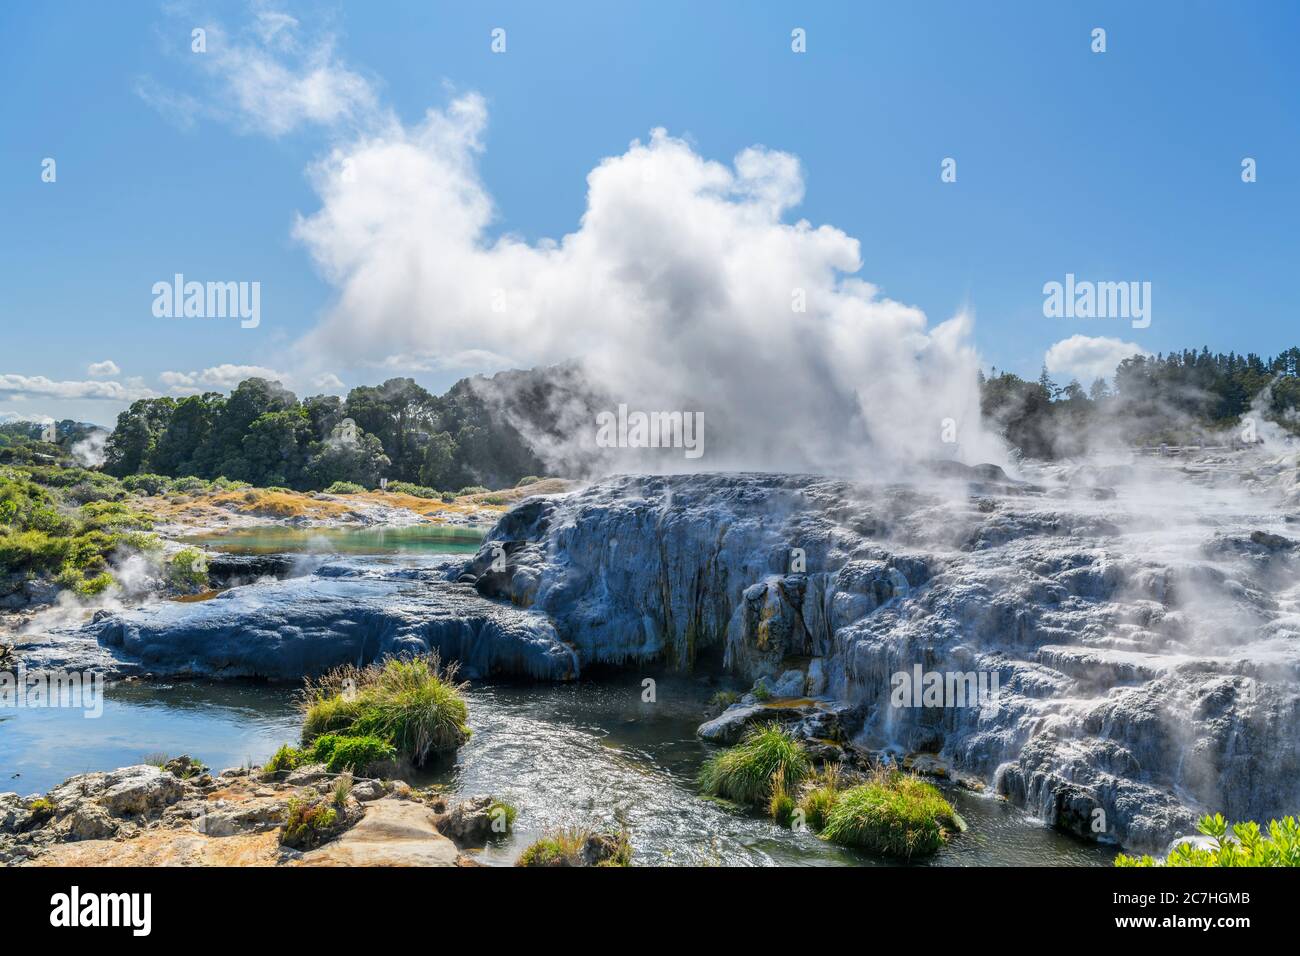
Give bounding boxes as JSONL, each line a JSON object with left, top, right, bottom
{"left": 169, "top": 476, "right": 210, "bottom": 494}
{"left": 819, "top": 772, "right": 962, "bottom": 859}
{"left": 262, "top": 744, "right": 303, "bottom": 775}
{"left": 120, "top": 473, "right": 173, "bottom": 496}
{"left": 302, "top": 654, "right": 470, "bottom": 766}
{"left": 456, "top": 486, "right": 488, "bottom": 496}
{"left": 166, "top": 548, "right": 209, "bottom": 592}
{"left": 385, "top": 481, "right": 441, "bottom": 499}
{"left": 1115, "top": 814, "right": 1300, "bottom": 867}
{"left": 324, "top": 481, "right": 366, "bottom": 495}
{"left": 306, "top": 733, "right": 396, "bottom": 774}
{"left": 697, "top": 723, "right": 810, "bottom": 806}
{"left": 280, "top": 796, "right": 340, "bottom": 850}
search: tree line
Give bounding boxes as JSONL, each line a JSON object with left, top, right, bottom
{"left": 980, "top": 346, "right": 1300, "bottom": 458}
{"left": 101, "top": 374, "right": 549, "bottom": 492}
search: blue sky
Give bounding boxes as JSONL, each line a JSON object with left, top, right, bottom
{"left": 1, "top": 0, "right": 1297, "bottom": 426}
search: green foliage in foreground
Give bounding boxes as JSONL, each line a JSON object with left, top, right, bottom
{"left": 305, "top": 734, "right": 396, "bottom": 774}
{"left": 280, "top": 796, "right": 339, "bottom": 850}
{"left": 819, "top": 772, "right": 962, "bottom": 859}
{"left": 301, "top": 655, "right": 471, "bottom": 766}
{"left": 1115, "top": 814, "right": 1300, "bottom": 867}
{"left": 697, "top": 723, "right": 810, "bottom": 806}
{"left": 516, "top": 828, "right": 632, "bottom": 867}
{"left": 262, "top": 744, "right": 303, "bottom": 775}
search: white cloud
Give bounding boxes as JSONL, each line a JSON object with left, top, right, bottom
{"left": 160, "top": 364, "right": 288, "bottom": 395}
{"left": 0, "top": 374, "right": 154, "bottom": 402}
{"left": 287, "top": 102, "right": 1005, "bottom": 473}
{"left": 139, "top": 7, "right": 380, "bottom": 137}
{"left": 155, "top": 11, "right": 1006, "bottom": 474}
{"left": 1044, "top": 335, "right": 1150, "bottom": 384}
{"left": 87, "top": 360, "right": 121, "bottom": 378}
{"left": 312, "top": 372, "right": 345, "bottom": 391}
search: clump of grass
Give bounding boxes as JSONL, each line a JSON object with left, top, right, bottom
{"left": 262, "top": 743, "right": 303, "bottom": 776}
{"left": 797, "top": 764, "right": 845, "bottom": 831}
{"left": 516, "top": 828, "right": 632, "bottom": 867}
{"left": 698, "top": 722, "right": 810, "bottom": 806}
{"left": 1116, "top": 813, "right": 1300, "bottom": 867}
{"left": 301, "top": 654, "right": 470, "bottom": 766}
{"left": 330, "top": 773, "right": 354, "bottom": 808}
{"left": 750, "top": 682, "right": 772, "bottom": 702}
{"left": 769, "top": 779, "right": 796, "bottom": 828}
{"left": 306, "top": 733, "right": 395, "bottom": 774}
{"left": 819, "top": 771, "right": 962, "bottom": 859}
{"left": 487, "top": 800, "right": 517, "bottom": 836}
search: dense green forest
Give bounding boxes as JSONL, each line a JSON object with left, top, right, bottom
{"left": 980, "top": 347, "right": 1300, "bottom": 459}
{"left": 99, "top": 373, "right": 556, "bottom": 492}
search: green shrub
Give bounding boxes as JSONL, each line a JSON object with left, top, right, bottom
{"left": 26, "top": 797, "right": 55, "bottom": 824}
{"left": 280, "top": 797, "right": 339, "bottom": 849}
{"left": 324, "top": 481, "right": 366, "bottom": 495}
{"left": 819, "top": 772, "right": 961, "bottom": 859}
{"left": 120, "top": 474, "right": 173, "bottom": 496}
{"left": 170, "top": 476, "right": 210, "bottom": 494}
{"left": 262, "top": 744, "right": 303, "bottom": 775}
{"left": 386, "top": 481, "right": 440, "bottom": 499}
{"left": 481, "top": 494, "right": 508, "bottom": 505}
{"left": 166, "top": 548, "right": 209, "bottom": 592}
{"left": 301, "top": 654, "right": 470, "bottom": 766}
{"left": 306, "top": 733, "right": 396, "bottom": 774}
{"left": 439, "top": 493, "right": 456, "bottom": 503}
{"left": 1115, "top": 814, "right": 1300, "bottom": 867}
{"left": 697, "top": 723, "right": 810, "bottom": 806}
{"left": 456, "top": 486, "right": 488, "bottom": 496}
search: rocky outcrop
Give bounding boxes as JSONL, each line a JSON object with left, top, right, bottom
{"left": 454, "top": 458, "right": 1300, "bottom": 853}
{"left": 3, "top": 759, "right": 478, "bottom": 867}
{"left": 61, "top": 559, "right": 579, "bottom": 681}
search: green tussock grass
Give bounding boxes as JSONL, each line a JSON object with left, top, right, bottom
{"left": 301, "top": 654, "right": 470, "bottom": 766}
{"left": 819, "top": 771, "right": 962, "bottom": 859}
{"left": 697, "top": 722, "right": 810, "bottom": 806}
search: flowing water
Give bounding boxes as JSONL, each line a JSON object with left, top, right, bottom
{"left": 1, "top": 529, "right": 1116, "bottom": 866}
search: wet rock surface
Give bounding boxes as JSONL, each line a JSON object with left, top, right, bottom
{"left": 25, "top": 559, "right": 579, "bottom": 681}
{"left": 460, "top": 453, "right": 1300, "bottom": 852}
